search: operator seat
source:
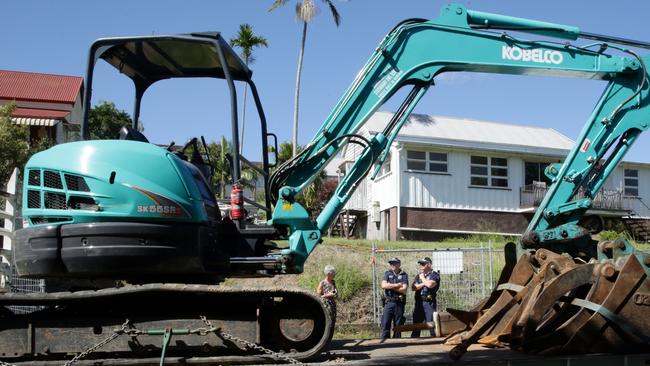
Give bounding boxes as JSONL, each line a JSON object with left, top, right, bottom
{"left": 119, "top": 126, "right": 149, "bottom": 143}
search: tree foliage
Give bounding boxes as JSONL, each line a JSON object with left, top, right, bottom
{"left": 276, "top": 141, "right": 301, "bottom": 164}
{"left": 317, "top": 179, "right": 338, "bottom": 207}
{"left": 88, "top": 101, "right": 133, "bottom": 140}
{"left": 229, "top": 24, "right": 268, "bottom": 65}
{"left": 230, "top": 24, "right": 268, "bottom": 154}
{"left": 193, "top": 137, "right": 258, "bottom": 199}
{"left": 273, "top": 141, "right": 331, "bottom": 217}
{"left": 213, "top": 137, "right": 234, "bottom": 199}
{"left": 0, "top": 103, "right": 52, "bottom": 186}
{"left": 0, "top": 103, "right": 28, "bottom": 186}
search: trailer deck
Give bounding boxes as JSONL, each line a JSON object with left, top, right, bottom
{"left": 312, "top": 338, "right": 650, "bottom": 366}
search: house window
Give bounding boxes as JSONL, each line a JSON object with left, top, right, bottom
{"left": 624, "top": 169, "right": 639, "bottom": 196}
{"left": 406, "top": 150, "right": 447, "bottom": 173}
{"left": 470, "top": 156, "right": 508, "bottom": 187}
{"left": 525, "top": 162, "right": 551, "bottom": 186}
{"left": 378, "top": 153, "right": 391, "bottom": 177}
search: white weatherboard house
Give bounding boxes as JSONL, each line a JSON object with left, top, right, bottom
{"left": 338, "top": 112, "right": 650, "bottom": 241}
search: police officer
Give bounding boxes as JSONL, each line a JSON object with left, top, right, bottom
{"left": 380, "top": 257, "right": 408, "bottom": 341}
{"left": 411, "top": 257, "right": 440, "bottom": 337}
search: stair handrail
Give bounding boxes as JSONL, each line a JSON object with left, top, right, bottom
{"left": 635, "top": 196, "right": 650, "bottom": 212}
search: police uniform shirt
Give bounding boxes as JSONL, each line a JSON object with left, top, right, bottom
{"left": 414, "top": 271, "right": 440, "bottom": 299}
{"left": 383, "top": 270, "right": 408, "bottom": 298}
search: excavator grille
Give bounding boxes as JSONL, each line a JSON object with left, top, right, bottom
{"left": 64, "top": 174, "right": 90, "bottom": 192}
{"left": 44, "top": 192, "right": 67, "bottom": 210}
{"left": 25, "top": 169, "right": 92, "bottom": 213}
{"left": 27, "top": 190, "right": 40, "bottom": 209}
{"left": 43, "top": 170, "right": 63, "bottom": 189}
{"left": 28, "top": 169, "right": 40, "bottom": 186}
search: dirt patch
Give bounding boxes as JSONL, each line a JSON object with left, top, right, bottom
{"left": 226, "top": 242, "right": 375, "bottom": 329}
{"left": 229, "top": 273, "right": 301, "bottom": 288}
{"left": 337, "top": 287, "right": 373, "bottom": 324}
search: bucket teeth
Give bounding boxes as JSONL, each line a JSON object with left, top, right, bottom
{"left": 448, "top": 240, "right": 650, "bottom": 359}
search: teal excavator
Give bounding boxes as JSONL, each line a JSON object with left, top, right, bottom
{"left": 4, "top": 3, "right": 650, "bottom": 363}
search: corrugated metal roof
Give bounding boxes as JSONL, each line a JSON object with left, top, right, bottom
{"left": 365, "top": 111, "right": 575, "bottom": 154}
{"left": 0, "top": 70, "right": 83, "bottom": 104}
{"left": 12, "top": 107, "right": 69, "bottom": 119}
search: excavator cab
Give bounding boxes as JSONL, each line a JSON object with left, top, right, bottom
{"left": 15, "top": 32, "right": 281, "bottom": 282}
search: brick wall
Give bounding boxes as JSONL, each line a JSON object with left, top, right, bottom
{"left": 398, "top": 207, "right": 529, "bottom": 239}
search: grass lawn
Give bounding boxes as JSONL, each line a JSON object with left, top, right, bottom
{"left": 321, "top": 236, "right": 514, "bottom": 251}
{"left": 320, "top": 235, "right": 650, "bottom": 252}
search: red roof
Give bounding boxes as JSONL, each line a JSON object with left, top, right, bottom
{"left": 12, "top": 107, "right": 69, "bottom": 119}
{"left": 0, "top": 70, "right": 83, "bottom": 105}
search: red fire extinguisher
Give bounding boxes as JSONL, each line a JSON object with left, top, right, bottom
{"left": 230, "top": 183, "right": 244, "bottom": 220}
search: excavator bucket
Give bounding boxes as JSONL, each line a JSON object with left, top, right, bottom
{"left": 447, "top": 239, "right": 650, "bottom": 359}
{"left": 446, "top": 242, "right": 520, "bottom": 331}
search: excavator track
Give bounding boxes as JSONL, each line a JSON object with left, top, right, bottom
{"left": 0, "top": 284, "right": 334, "bottom": 365}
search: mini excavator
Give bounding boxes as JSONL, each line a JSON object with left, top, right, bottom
{"left": 5, "top": 3, "right": 650, "bottom": 363}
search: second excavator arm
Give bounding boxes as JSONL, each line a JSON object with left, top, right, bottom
{"left": 268, "top": 3, "right": 650, "bottom": 273}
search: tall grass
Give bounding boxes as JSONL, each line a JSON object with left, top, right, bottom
{"left": 297, "top": 260, "right": 371, "bottom": 301}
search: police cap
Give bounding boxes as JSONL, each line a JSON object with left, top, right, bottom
{"left": 417, "top": 257, "right": 432, "bottom": 265}
{"left": 388, "top": 257, "right": 401, "bottom": 264}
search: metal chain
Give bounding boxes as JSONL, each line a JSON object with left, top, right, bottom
{"left": 63, "top": 319, "right": 131, "bottom": 366}
{"left": 0, "top": 317, "right": 305, "bottom": 366}
{"left": 200, "top": 316, "right": 306, "bottom": 366}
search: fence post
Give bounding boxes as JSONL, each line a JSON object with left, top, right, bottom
{"left": 488, "top": 240, "right": 494, "bottom": 291}
{"left": 480, "top": 241, "right": 485, "bottom": 297}
{"left": 371, "top": 241, "right": 378, "bottom": 325}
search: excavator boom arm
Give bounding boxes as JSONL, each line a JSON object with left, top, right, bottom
{"left": 270, "top": 4, "right": 649, "bottom": 272}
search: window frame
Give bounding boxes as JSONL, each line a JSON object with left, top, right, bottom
{"left": 405, "top": 149, "right": 448, "bottom": 174}
{"left": 376, "top": 152, "right": 392, "bottom": 179}
{"left": 524, "top": 161, "right": 552, "bottom": 186}
{"left": 470, "top": 155, "right": 509, "bottom": 188}
{"left": 624, "top": 169, "right": 639, "bottom": 197}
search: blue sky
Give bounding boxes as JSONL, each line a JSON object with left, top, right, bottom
{"left": 4, "top": 1, "right": 650, "bottom": 163}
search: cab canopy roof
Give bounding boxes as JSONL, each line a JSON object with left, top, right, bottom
{"left": 90, "top": 32, "right": 251, "bottom": 91}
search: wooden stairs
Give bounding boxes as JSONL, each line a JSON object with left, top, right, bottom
{"left": 329, "top": 209, "right": 364, "bottom": 238}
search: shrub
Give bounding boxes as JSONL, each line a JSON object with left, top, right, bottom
{"left": 599, "top": 230, "right": 621, "bottom": 241}
{"left": 298, "top": 261, "right": 371, "bottom": 301}
{"left": 599, "top": 230, "right": 634, "bottom": 241}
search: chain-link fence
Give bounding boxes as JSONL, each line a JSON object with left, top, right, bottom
{"left": 371, "top": 242, "right": 506, "bottom": 325}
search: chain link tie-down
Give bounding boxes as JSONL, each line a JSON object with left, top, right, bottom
{"left": 63, "top": 318, "right": 131, "bottom": 366}
{"left": 200, "top": 315, "right": 306, "bottom": 365}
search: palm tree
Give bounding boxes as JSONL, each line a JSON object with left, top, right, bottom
{"left": 229, "top": 24, "right": 268, "bottom": 154}
{"left": 268, "top": 0, "right": 341, "bottom": 156}
{"left": 209, "top": 137, "right": 231, "bottom": 199}
{"left": 207, "top": 137, "right": 260, "bottom": 199}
